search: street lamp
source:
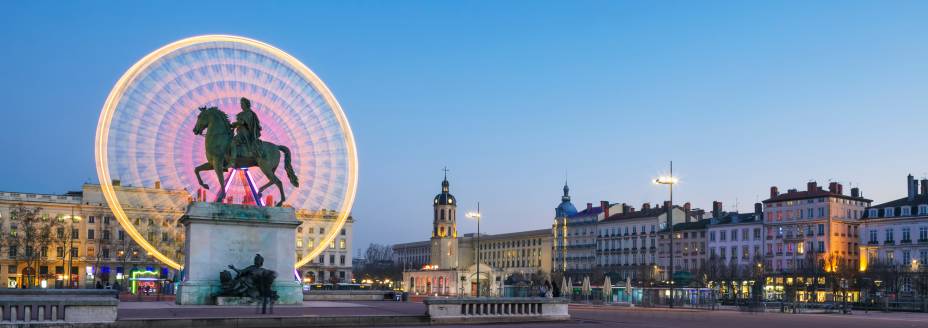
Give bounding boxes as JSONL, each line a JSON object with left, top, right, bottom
{"left": 466, "top": 203, "right": 481, "bottom": 297}
{"left": 654, "top": 161, "right": 677, "bottom": 308}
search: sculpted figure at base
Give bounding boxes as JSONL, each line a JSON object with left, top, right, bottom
{"left": 192, "top": 98, "right": 300, "bottom": 206}
{"left": 218, "top": 254, "right": 278, "bottom": 302}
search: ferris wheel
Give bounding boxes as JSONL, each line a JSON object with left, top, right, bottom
{"left": 95, "top": 35, "right": 358, "bottom": 270}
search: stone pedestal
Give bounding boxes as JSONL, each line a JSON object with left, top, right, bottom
{"left": 176, "top": 202, "right": 303, "bottom": 305}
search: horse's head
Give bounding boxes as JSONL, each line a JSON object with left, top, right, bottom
{"left": 193, "top": 106, "right": 221, "bottom": 135}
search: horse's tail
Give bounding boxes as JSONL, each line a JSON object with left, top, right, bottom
{"left": 279, "top": 145, "right": 299, "bottom": 187}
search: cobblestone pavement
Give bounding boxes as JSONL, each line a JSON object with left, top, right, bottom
{"left": 402, "top": 305, "right": 928, "bottom": 328}
{"left": 119, "top": 301, "right": 928, "bottom": 327}
{"left": 117, "top": 300, "right": 426, "bottom": 319}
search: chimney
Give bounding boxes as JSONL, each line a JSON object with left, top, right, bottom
{"left": 623, "top": 203, "right": 632, "bottom": 213}
{"left": 112, "top": 179, "right": 121, "bottom": 186}
{"left": 601, "top": 201, "right": 610, "bottom": 218}
{"left": 921, "top": 179, "right": 928, "bottom": 196}
{"left": 807, "top": 181, "right": 817, "bottom": 192}
{"left": 663, "top": 200, "right": 672, "bottom": 209}
{"left": 770, "top": 186, "right": 779, "bottom": 198}
{"left": 851, "top": 187, "right": 860, "bottom": 198}
{"left": 908, "top": 174, "right": 916, "bottom": 201}
{"left": 684, "top": 202, "right": 692, "bottom": 223}
{"left": 828, "top": 182, "right": 838, "bottom": 194}
{"left": 586, "top": 203, "right": 593, "bottom": 211}
{"left": 712, "top": 201, "right": 723, "bottom": 218}
{"left": 837, "top": 183, "right": 843, "bottom": 195}
{"left": 642, "top": 203, "right": 651, "bottom": 211}
{"left": 154, "top": 180, "right": 161, "bottom": 189}
{"left": 754, "top": 202, "right": 763, "bottom": 215}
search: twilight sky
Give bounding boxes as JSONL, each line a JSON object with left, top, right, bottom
{"left": 2, "top": 1, "right": 927, "bottom": 252}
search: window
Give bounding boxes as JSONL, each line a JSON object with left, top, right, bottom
{"left": 318, "top": 255, "right": 324, "bottom": 264}
{"left": 920, "top": 226, "right": 928, "bottom": 241}
{"left": 709, "top": 231, "right": 716, "bottom": 241}
{"left": 72, "top": 228, "right": 79, "bottom": 239}
{"left": 869, "top": 209, "right": 879, "bottom": 217}
{"left": 118, "top": 230, "right": 125, "bottom": 241}
{"left": 87, "top": 229, "right": 95, "bottom": 240}
{"left": 8, "top": 246, "right": 17, "bottom": 258}
{"left": 818, "top": 207, "right": 825, "bottom": 218}
{"left": 720, "top": 230, "right": 727, "bottom": 241}
{"left": 885, "top": 208, "right": 895, "bottom": 217}
{"left": 885, "top": 229, "right": 895, "bottom": 242}
{"left": 818, "top": 224, "right": 825, "bottom": 236}
{"left": 807, "top": 208, "right": 814, "bottom": 218}
{"left": 296, "top": 238, "right": 303, "bottom": 248}
{"left": 70, "top": 247, "right": 78, "bottom": 257}
{"left": 57, "top": 228, "right": 64, "bottom": 239}
{"left": 339, "top": 255, "right": 346, "bottom": 265}
{"left": 320, "top": 228, "right": 325, "bottom": 235}
{"left": 920, "top": 205, "right": 928, "bottom": 215}
{"left": 102, "top": 249, "right": 110, "bottom": 259}
{"left": 902, "top": 206, "right": 912, "bottom": 216}
{"left": 103, "top": 230, "right": 111, "bottom": 240}
{"left": 869, "top": 230, "right": 878, "bottom": 243}
{"left": 902, "top": 228, "right": 912, "bottom": 242}
{"left": 731, "top": 229, "right": 738, "bottom": 241}
{"left": 88, "top": 216, "right": 95, "bottom": 223}
{"left": 56, "top": 247, "right": 64, "bottom": 258}
{"left": 339, "top": 239, "right": 346, "bottom": 249}
{"left": 329, "top": 241, "right": 335, "bottom": 249}
{"left": 329, "top": 255, "right": 335, "bottom": 265}
{"left": 817, "top": 241, "right": 825, "bottom": 253}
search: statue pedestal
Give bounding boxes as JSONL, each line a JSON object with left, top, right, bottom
{"left": 175, "top": 202, "right": 303, "bottom": 305}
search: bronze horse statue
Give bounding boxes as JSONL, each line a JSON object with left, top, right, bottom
{"left": 192, "top": 106, "right": 298, "bottom": 206}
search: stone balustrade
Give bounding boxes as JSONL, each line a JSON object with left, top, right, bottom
{"left": 303, "top": 290, "right": 395, "bottom": 301}
{"left": 0, "top": 289, "right": 118, "bottom": 325}
{"left": 424, "top": 297, "right": 569, "bottom": 324}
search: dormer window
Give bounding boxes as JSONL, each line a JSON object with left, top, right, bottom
{"left": 919, "top": 205, "right": 928, "bottom": 216}
{"left": 901, "top": 206, "right": 912, "bottom": 217}
{"left": 885, "top": 208, "right": 895, "bottom": 217}
{"left": 869, "top": 209, "right": 879, "bottom": 218}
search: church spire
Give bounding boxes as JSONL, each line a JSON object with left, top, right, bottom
{"left": 441, "top": 166, "right": 450, "bottom": 192}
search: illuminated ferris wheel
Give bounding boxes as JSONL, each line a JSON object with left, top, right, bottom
{"left": 95, "top": 35, "right": 358, "bottom": 270}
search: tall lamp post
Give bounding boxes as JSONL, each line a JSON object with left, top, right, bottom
{"left": 654, "top": 161, "right": 677, "bottom": 308}
{"left": 466, "top": 203, "right": 481, "bottom": 297}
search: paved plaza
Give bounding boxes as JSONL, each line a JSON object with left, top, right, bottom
{"left": 117, "top": 301, "right": 928, "bottom": 328}
{"left": 118, "top": 300, "right": 426, "bottom": 319}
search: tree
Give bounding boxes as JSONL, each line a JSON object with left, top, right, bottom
{"left": 52, "top": 212, "right": 79, "bottom": 288}
{"left": 7, "top": 207, "right": 56, "bottom": 288}
{"left": 353, "top": 243, "right": 402, "bottom": 288}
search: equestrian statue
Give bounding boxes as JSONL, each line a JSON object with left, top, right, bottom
{"left": 192, "top": 97, "right": 299, "bottom": 206}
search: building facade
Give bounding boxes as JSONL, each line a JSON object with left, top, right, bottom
{"left": 706, "top": 203, "right": 765, "bottom": 272}
{"left": 295, "top": 209, "right": 354, "bottom": 285}
{"left": 762, "top": 181, "right": 870, "bottom": 275}
{"left": 599, "top": 203, "right": 690, "bottom": 281}
{"left": 0, "top": 183, "right": 188, "bottom": 290}
{"left": 0, "top": 182, "right": 355, "bottom": 290}
{"left": 859, "top": 175, "right": 928, "bottom": 300}
{"left": 398, "top": 176, "right": 553, "bottom": 296}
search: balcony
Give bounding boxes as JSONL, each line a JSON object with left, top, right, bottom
{"left": 901, "top": 239, "right": 912, "bottom": 244}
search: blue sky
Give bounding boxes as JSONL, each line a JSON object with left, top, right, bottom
{"left": 2, "top": 1, "right": 927, "bottom": 251}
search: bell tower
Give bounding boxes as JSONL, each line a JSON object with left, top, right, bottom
{"left": 430, "top": 168, "right": 458, "bottom": 269}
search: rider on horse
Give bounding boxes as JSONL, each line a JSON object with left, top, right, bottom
{"left": 230, "top": 97, "right": 262, "bottom": 166}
